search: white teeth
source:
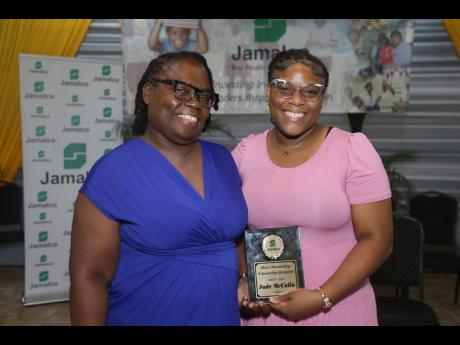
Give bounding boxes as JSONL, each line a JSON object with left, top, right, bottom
{"left": 284, "top": 111, "right": 304, "bottom": 119}
{"left": 177, "top": 114, "right": 197, "bottom": 122}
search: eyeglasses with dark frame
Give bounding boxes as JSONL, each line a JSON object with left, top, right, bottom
{"left": 270, "top": 79, "right": 325, "bottom": 102}
{"left": 150, "top": 78, "right": 217, "bottom": 109}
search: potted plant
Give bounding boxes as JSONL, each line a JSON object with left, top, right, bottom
{"left": 380, "top": 151, "right": 418, "bottom": 212}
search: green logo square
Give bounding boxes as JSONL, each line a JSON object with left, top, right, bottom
{"left": 103, "top": 107, "right": 112, "bottom": 117}
{"left": 38, "top": 231, "right": 48, "bottom": 242}
{"left": 104, "top": 89, "right": 110, "bottom": 96}
{"left": 254, "top": 19, "right": 287, "bottom": 42}
{"left": 36, "top": 106, "right": 43, "bottom": 114}
{"left": 34, "top": 81, "right": 44, "bottom": 93}
{"left": 70, "top": 69, "right": 79, "bottom": 80}
{"left": 38, "top": 150, "right": 44, "bottom": 158}
{"left": 71, "top": 115, "right": 80, "bottom": 126}
{"left": 39, "top": 212, "right": 46, "bottom": 220}
{"left": 40, "top": 255, "right": 47, "bottom": 263}
{"left": 72, "top": 95, "right": 78, "bottom": 102}
{"left": 102, "top": 65, "right": 111, "bottom": 76}
{"left": 270, "top": 239, "right": 276, "bottom": 247}
{"left": 37, "top": 191, "right": 47, "bottom": 202}
{"left": 36, "top": 126, "right": 46, "bottom": 137}
{"left": 39, "top": 271, "right": 48, "bottom": 282}
{"left": 64, "top": 143, "right": 86, "bottom": 169}
{"left": 35, "top": 61, "right": 42, "bottom": 69}
{"left": 105, "top": 130, "right": 112, "bottom": 138}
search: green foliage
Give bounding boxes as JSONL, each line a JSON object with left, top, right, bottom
{"left": 380, "top": 151, "right": 418, "bottom": 208}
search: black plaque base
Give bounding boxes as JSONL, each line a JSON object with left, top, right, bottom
{"left": 244, "top": 226, "right": 304, "bottom": 303}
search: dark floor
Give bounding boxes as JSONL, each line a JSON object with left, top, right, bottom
{"left": 0, "top": 266, "right": 459, "bottom": 326}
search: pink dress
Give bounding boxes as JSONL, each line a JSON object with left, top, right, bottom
{"left": 232, "top": 127, "right": 391, "bottom": 326}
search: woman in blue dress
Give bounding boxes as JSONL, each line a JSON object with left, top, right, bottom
{"left": 69, "top": 51, "right": 248, "bottom": 325}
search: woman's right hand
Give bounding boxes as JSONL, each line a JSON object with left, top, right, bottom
{"left": 238, "top": 278, "right": 271, "bottom": 318}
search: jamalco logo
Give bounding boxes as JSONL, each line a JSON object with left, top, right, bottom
{"left": 99, "top": 88, "right": 116, "bottom": 101}
{"left": 34, "top": 81, "right": 44, "bottom": 93}
{"left": 39, "top": 271, "right": 48, "bottom": 282}
{"left": 31, "top": 105, "right": 50, "bottom": 119}
{"left": 38, "top": 231, "right": 48, "bottom": 242}
{"left": 64, "top": 143, "right": 86, "bottom": 169}
{"left": 40, "top": 255, "right": 47, "bottom": 263}
{"left": 61, "top": 68, "right": 88, "bottom": 87}
{"left": 25, "top": 81, "right": 53, "bottom": 99}
{"left": 102, "top": 65, "right": 111, "bottom": 76}
{"left": 70, "top": 69, "right": 79, "bottom": 80}
{"left": 29, "top": 60, "right": 48, "bottom": 74}
{"left": 94, "top": 64, "right": 119, "bottom": 83}
{"left": 29, "top": 269, "right": 58, "bottom": 289}
{"left": 26, "top": 125, "right": 55, "bottom": 144}
{"left": 36, "top": 126, "right": 46, "bottom": 137}
{"left": 254, "top": 19, "right": 286, "bottom": 42}
{"left": 95, "top": 107, "right": 116, "bottom": 124}
{"left": 67, "top": 94, "right": 84, "bottom": 107}
{"left": 71, "top": 115, "right": 80, "bottom": 126}
{"left": 37, "top": 191, "right": 47, "bottom": 202}
{"left": 32, "top": 149, "right": 51, "bottom": 163}
{"left": 34, "top": 211, "right": 52, "bottom": 225}
{"left": 62, "top": 115, "right": 89, "bottom": 133}
{"left": 231, "top": 20, "right": 287, "bottom": 61}
{"left": 103, "top": 107, "right": 112, "bottom": 117}
{"left": 28, "top": 191, "right": 57, "bottom": 208}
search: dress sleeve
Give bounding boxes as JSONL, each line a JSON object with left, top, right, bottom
{"left": 79, "top": 156, "right": 121, "bottom": 221}
{"left": 345, "top": 132, "right": 392, "bottom": 204}
{"left": 231, "top": 134, "right": 254, "bottom": 170}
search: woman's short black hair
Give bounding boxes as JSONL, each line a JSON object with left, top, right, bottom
{"left": 268, "top": 48, "right": 329, "bottom": 91}
{"left": 132, "top": 51, "right": 219, "bottom": 136}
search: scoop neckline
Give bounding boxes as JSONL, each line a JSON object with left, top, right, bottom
{"left": 263, "top": 127, "right": 336, "bottom": 171}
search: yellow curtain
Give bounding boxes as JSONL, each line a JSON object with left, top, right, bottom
{"left": 0, "top": 19, "right": 92, "bottom": 182}
{"left": 443, "top": 19, "right": 460, "bottom": 58}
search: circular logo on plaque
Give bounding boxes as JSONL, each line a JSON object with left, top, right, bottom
{"left": 262, "top": 234, "right": 284, "bottom": 260}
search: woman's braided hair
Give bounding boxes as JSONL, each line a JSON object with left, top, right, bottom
{"left": 268, "top": 48, "right": 329, "bottom": 91}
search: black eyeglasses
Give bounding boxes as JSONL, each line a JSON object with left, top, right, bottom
{"left": 270, "top": 79, "right": 325, "bottom": 102}
{"left": 150, "top": 79, "right": 217, "bottom": 109}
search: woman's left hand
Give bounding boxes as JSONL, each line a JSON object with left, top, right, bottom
{"left": 268, "top": 288, "right": 323, "bottom": 322}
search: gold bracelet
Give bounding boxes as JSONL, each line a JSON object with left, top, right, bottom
{"left": 316, "top": 287, "right": 333, "bottom": 310}
{"left": 239, "top": 272, "right": 248, "bottom": 281}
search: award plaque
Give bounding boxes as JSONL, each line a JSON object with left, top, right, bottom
{"left": 244, "top": 226, "right": 304, "bottom": 303}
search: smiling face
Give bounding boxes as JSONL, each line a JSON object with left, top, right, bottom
{"left": 267, "top": 63, "right": 325, "bottom": 139}
{"left": 142, "top": 57, "right": 211, "bottom": 145}
{"left": 167, "top": 27, "right": 191, "bottom": 51}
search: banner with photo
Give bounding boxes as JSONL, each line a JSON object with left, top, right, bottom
{"left": 122, "top": 19, "right": 414, "bottom": 115}
{"left": 19, "top": 54, "right": 123, "bottom": 305}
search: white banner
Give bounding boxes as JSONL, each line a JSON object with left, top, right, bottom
{"left": 19, "top": 54, "right": 123, "bottom": 305}
{"left": 122, "top": 19, "right": 414, "bottom": 115}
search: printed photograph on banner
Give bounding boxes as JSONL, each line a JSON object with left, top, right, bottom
{"left": 121, "top": 19, "right": 414, "bottom": 114}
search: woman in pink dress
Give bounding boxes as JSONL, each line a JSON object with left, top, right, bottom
{"left": 232, "top": 48, "right": 393, "bottom": 326}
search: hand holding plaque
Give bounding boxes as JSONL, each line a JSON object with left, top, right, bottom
{"left": 244, "top": 226, "right": 304, "bottom": 303}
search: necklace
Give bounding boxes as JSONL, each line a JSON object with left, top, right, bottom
{"left": 270, "top": 131, "right": 306, "bottom": 157}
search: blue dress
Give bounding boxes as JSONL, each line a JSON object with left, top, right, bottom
{"left": 79, "top": 138, "right": 248, "bottom": 325}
